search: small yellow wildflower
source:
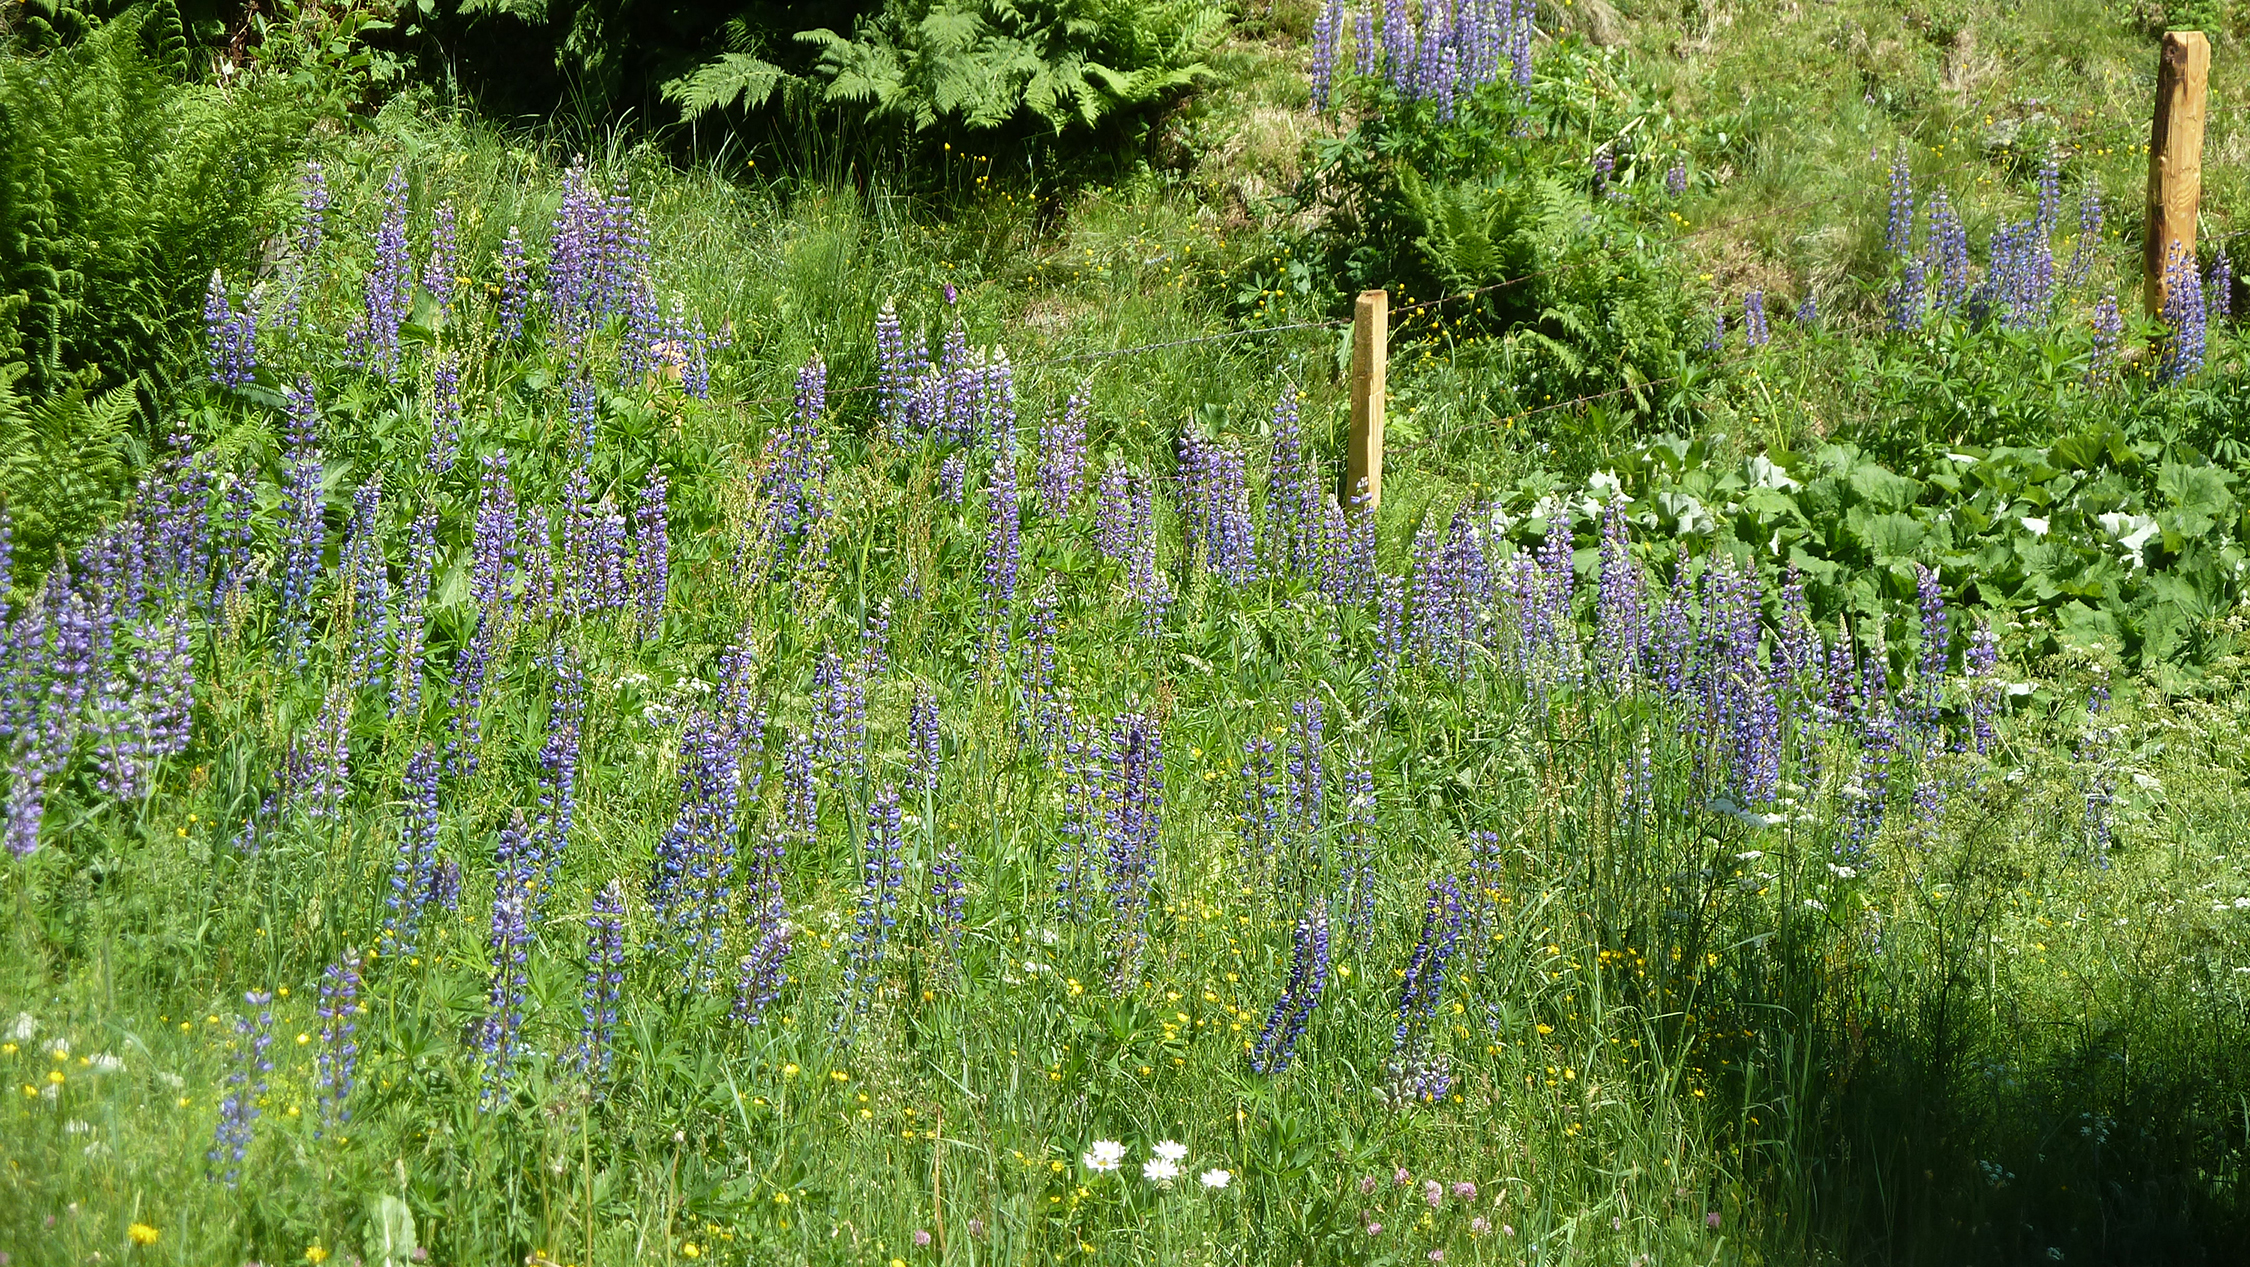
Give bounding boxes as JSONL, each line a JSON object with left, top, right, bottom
{"left": 129, "top": 1224, "right": 160, "bottom": 1246}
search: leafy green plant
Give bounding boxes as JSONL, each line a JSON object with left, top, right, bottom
{"left": 786, "top": 0, "right": 1223, "bottom": 133}
{"left": 0, "top": 9, "right": 304, "bottom": 405}
{"left": 1293, "top": 70, "right": 1709, "bottom": 431}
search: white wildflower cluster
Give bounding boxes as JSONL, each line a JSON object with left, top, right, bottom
{"left": 1081, "top": 1137, "right": 1230, "bottom": 1191}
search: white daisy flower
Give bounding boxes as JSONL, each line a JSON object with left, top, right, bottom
{"left": 1200, "top": 1168, "right": 1232, "bottom": 1189}
{"left": 1083, "top": 1140, "right": 1125, "bottom": 1172}
{"left": 1142, "top": 1157, "right": 1181, "bottom": 1186}
{"left": 1152, "top": 1139, "right": 1188, "bottom": 1164}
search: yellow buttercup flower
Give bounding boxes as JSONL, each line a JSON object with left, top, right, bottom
{"left": 128, "top": 1224, "right": 159, "bottom": 1246}
{"left": 305, "top": 1246, "right": 329, "bottom": 1264}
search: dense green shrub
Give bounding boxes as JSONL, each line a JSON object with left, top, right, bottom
{"left": 434, "top": 0, "right": 1221, "bottom": 168}
{"left": 0, "top": 8, "right": 304, "bottom": 405}
{"left": 1292, "top": 70, "right": 1710, "bottom": 429}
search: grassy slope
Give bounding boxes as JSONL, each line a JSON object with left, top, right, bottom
{"left": 4, "top": 3, "right": 2250, "bottom": 1267}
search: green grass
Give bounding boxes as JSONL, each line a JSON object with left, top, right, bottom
{"left": 7, "top": 2, "right": 2250, "bottom": 1265}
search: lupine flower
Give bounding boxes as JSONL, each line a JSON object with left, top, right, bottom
{"left": 2209, "top": 247, "right": 2233, "bottom": 321}
{"left": 1095, "top": 463, "right": 1134, "bottom": 562}
{"left": 1038, "top": 386, "right": 1089, "bottom": 514}
{"left": 1394, "top": 876, "right": 1463, "bottom": 1047}
{"left": 1886, "top": 152, "right": 1914, "bottom": 256}
{"left": 1311, "top": 0, "right": 1341, "bottom": 110}
{"left": 907, "top": 685, "right": 941, "bottom": 800}
{"left": 1843, "top": 645, "right": 1896, "bottom": 862}
{"left": 206, "top": 990, "right": 274, "bottom": 1187}
{"left": 875, "top": 300, "right": 920, "bottom": 444}
{"left": 1506, "top": 0, "right": 1533, "bottom": 88}
{"left": 352, "top": 166, "right": 413, "bottom": 381}
{"left": 429, "top": 351, "right": 462, "bottom": 474}
{"left": 428, "top": 200, "right": 460, "bottom": 318}
{"left": 215, "top": 472, "right": 258, "bottom": 611}
{"left": 653, "top": 715, "right": 742, "bottom": 990}
{"left": 632, "top": 468, "right": 670, "bottom": 639}
{"left": 277, "top": 378, "right": 326, "bottom": 665}
{"left": 1923, "top": 193, "right": 1970, "bottom": 312}
{"left": 841, "top": 784, "right": 905, "bottom": 1024}
{"left": 1126, "top": 475, "right": 1172, "bottom": 632}
{"left": 2065, "top": 192, "right": 2104, "bottom": 289}
{"left": 303, "top": 684, "right": 354, "bottom": 821}
{"left": 2162, "top": 243, "right": 2207, "bottom": 382}
{"left": 314, "top": 951, "right": 363, "bottom": 1135}
{"left": 1666, "top": 160, "right": 1688, "bottom": 195}
{"left": 1595, "top": 502, "right": 1645, "bottom": 692}
{"left": 930, "top": 830, "right": 966, "bottom": 957}
{"left": 497, "top": 225, "right": 530, "bottom": 341}
{"left": 1353, "top": 4, "right": 1376, "bottom": 78}
{"left": 390, "top": 506, "right": 435, "bottom": 721}
{"left": 811, "top": 645, "right": 867, "bottom": 780}
{"left": 341, "top": 479, "right": 389, "bottom": 695}
{"left": 382, "top": 746, "right": 442, "bottom": 956}
{"left": 578, "top": 878, "right": 627, "bottom": 1075}
{"left": 1102, "top": 713, "right": 1164, "bottom": 988}
{"left": 1265, "top": 386, "right": 1325, "bottom": 580}
{"left": 1889, "top": 257, "right": 1927, "bottom": 332}
{"left": 764, "top": 355, "right": 832, "bottom": 562}
{"left": 479, "top": 811, "right": 538, "bottom": 1103}
{"left": 1408, "top": 519, "right": 1453, "bottom": 671}
{"left": 2087, "top": 290, "right": 2125, "bottom": 383}
{"left": 1966, "top": 621, "right": 2001, "bottom": 757}
{"left": 1381, "top": 0, "right": 1412, "bottom": 87}
{"left": 1743, "top": 290, "right": 1769, "bottom": 345}
{"left": 732, "top": 886, "right": 792, "bottom": 1029}
{"left": 1177, "top": 433, "right": 1258, "bottom": 585}
{"left": 203, "top": 271, "right": 256, "bottom": 389}
{"left": 1248, "top": 904, "right": 1330, "bottom": 1074}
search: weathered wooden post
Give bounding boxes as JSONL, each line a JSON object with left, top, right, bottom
{"left": 1347, "top": 289, "right": 1388, "bottom": 515}
{"left": 2146, "top": 29, "right": 2211, "bottom": 316}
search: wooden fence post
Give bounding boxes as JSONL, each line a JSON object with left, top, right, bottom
{"left": 2146, "top": 29, "right": 2212, "bottom": 316}
{"left": 1347, "top": 289, "right": 1388, "bottom": 515}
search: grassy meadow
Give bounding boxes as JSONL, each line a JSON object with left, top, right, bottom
{"left": 6, "top": 2, "right": 2250, "bottom": 1265}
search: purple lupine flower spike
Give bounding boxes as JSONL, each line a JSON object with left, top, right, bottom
{"left": 632, "top": 467, "right": 670, "bottom": 640}
{"left": 206, "top": 990, "right": 274, "bottom": 1186}
{"left": 478, "top": 809, "right": 538, "bottom": 1105}
{"left": 1037, "top": 385, "right": 1089, "bottom": 515}
{"left": 840, "top": 783, "right": 905, "bottom": 1026}
{"left": 1249, "top": 904, "right": 1330, "bottom": 1074}
{"left": 351, "top": 165, "right": 414, "bottom": 381}
{"left": 314, "top": 951, "right": 364, "bottom": 1136}
{"left": 497, "top": 225, "right": 530, "bottom": 341}
{"left": 203, "top": 271, "right": 256, "bottom": 389}
{"left": 1311, "top": 0, "right": 1342, "bottom": 111}
{"left": 578, "top": 878, "right": 628, "bottom": 1075}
